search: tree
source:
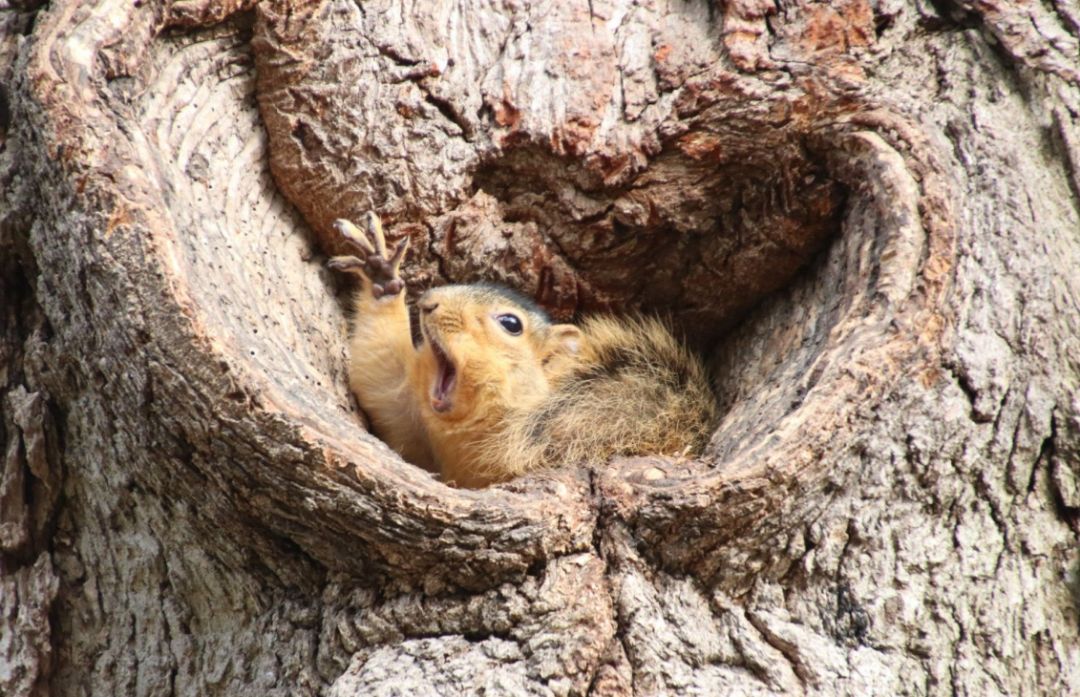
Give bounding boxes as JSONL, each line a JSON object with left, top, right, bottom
{"left": 3, "top": 0, "right": 1079, "bottom": 694}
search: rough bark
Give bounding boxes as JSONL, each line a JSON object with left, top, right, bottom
{"left": 1, "top": 0, "right": 1078, "bottom": 695}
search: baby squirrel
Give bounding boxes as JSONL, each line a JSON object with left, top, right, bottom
{"left": 329, "top": 213, "right": 718, "bottom": 488}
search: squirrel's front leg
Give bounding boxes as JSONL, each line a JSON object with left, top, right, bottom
{"left": 328, "top": 214, "right": 434, "bottom": 470}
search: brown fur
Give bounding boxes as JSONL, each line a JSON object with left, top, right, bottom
{"left": 331, "top": 215, "right": 717, "bottom": 488}
{"left": 479, "top": 315, "right": 718, "bottom": 483}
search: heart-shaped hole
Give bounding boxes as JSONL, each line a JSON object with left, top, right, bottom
{"left": 44, "top": 3, "right": 950, "bottom": 587}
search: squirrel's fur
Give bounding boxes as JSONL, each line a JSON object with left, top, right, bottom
{"left": 330, "top": 215, "right": 717, "bottom": 488}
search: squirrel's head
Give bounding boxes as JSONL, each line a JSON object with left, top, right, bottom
{"left": 414, "top": 283, "right": 583, "bottom": 422}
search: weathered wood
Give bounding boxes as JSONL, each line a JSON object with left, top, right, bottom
{"left": 253, "top": 0, "right": 847, "bottom": 336}
{"left": 1, "top": 0, "right": 1078, "bottom": 695}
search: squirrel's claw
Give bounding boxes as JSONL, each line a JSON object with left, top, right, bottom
{"left": 364, "top": 211, "right": 388, "bottom": 256}
{"left": 388, "top": 237, "right": 409, "bottom": 272}
{"left": 334, "top": 218, "right": 377, "bottom": 256}
{"left": 327, "top": 255, "right": 365, "bottom": 273}
{"left": 329, "top": 213, "right": 408, "bottom": 299}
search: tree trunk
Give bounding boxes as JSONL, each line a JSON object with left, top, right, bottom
{"left": 2, "top": 0, "right": 1079, "bottom": 695}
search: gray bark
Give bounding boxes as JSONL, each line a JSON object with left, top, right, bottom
{"left": 1, "top": 0, "right": 1078, "bottom": 695}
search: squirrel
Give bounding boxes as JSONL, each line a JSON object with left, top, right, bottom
{"left": 328, "top": 213, "right": 718, "bottom": 488}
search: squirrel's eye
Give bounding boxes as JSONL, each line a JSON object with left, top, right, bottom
{"left": 496, "top": 313, "right": 523, "bottom": 335}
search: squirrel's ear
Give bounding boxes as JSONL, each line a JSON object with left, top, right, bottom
{"left": 544, "top": 324, "right": 583, "bottom": 357}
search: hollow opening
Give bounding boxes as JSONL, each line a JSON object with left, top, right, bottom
{"left": 36, "top": 0, "right": 949, "bottom": 584}
{"left": 142, "top": 7, "right": 895, "bottom": 495}
{"left": 345, "top": 129, "right": 859, "bottom": 482}
{"left": 409, "top": 132, "right": 850, "bottom": 461}
{"left": 465, "top": 140, "right": 847, "bottom": 348}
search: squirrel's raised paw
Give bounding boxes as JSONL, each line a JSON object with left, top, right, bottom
{"left": 328, "top": 213, "right": 409, "bottom": 299}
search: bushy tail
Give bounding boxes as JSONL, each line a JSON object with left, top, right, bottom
{"left": 483, "top": 315, "right": 718, "bottom": 477}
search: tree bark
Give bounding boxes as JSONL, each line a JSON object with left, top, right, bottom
{"left": 2, "top": 0, "right": 1078, "bottom": 695}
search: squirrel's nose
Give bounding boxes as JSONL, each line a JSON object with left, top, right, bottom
{"left": 419, "top": 299, "right": 439, "bottom": 314}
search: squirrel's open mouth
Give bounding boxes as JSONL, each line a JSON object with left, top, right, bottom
{"left": 429, "top": 338, "right": 457, "bottom": 413}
